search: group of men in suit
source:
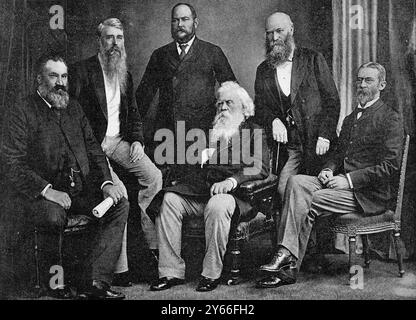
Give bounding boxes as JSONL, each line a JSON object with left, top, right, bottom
{"left": 1, "top": 2, "right": 404, "bottom": 299}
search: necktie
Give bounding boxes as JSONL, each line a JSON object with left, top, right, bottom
{"left": 356, "top": 106, "right": 365, "bottom": 120}
{"left": 179, "top": 44, "right": 188, "bottom": 60}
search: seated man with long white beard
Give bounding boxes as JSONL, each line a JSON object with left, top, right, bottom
{"left": 150, "top": 81, "right": 269, "bottom": 292}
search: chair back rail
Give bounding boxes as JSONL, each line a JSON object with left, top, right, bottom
{"left": 394, "top": 135, "right": 410, "bottom": 223}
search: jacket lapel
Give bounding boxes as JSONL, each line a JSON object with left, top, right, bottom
{"left": 89, "top": 56, "right": 108, "bottom": 119}
{"left": 290, "top": 48, "right": 307, "bottom": 104}
{"left": 357, "top": 99, "right": 384, "bottom": 122}
{"left": 166, "top": 42, "right": 181, "bottom": 71}
{"left": 264, "top": 64, "right": 285, "bottom": 114}
{"left": 176, "top": 37, "right": 201, "bottom": 74}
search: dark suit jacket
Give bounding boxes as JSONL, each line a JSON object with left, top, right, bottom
{"left": 135, "top": 37, "right": 236, "bottom": 138}
{"left": 324, "top": 99, "right": 404, "bottom": 216}
{"left": 70, "top": 55, "right": 144, "bottom": 145}
{"left": 2, "top": 93, "right": 112, "bottom": 200}
{"left": 164, "top": 120, "right": 269, "bottom": 216}
{"left": 253, "top": 47, "right": 340, "bottom": 175}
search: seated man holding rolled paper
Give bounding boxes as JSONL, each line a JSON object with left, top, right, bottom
{"left": 2, "top": 53, "right": 129, "bottom": 300}
{"left": 150, "top": 81, "right": 269, "bottom": 292}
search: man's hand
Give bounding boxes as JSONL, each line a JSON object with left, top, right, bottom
{"left": 272, "top": 118, "right": 288, "bottom": 144}
{"left": 130, "top": 142, "right": 144, "bottom": 163}
{"left": 316, "top": 138, "right": 330, "bottom": 156}
{"left": 102, "top": 184, "right": 124, "bottom": 205}
{"left": 44, "top": 188, "right": 72, "bottom": 210}
{"left": 210, "top": 180, "right": 234, "bottom": 197}
{"left": 318, "top": 169, "right": 333, "bottom": 185}
{"left": 326, "top": 174, "right": 350, "bottom": 190}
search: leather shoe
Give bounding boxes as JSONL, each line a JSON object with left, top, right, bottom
{"left": 150, "top": 277, "right": 184, "bottom": 291}
{"left": 112, "top": 272, "right": 133, "bottom": 287}
{"left": 80, "top": 280, "right": 125, "bottom": 300}
{"left": 256, "top": 268, "right": 297, "bottom": 288}
{"left": 196, "top": 277, "right": 220, "bottom": 292}
{"left": 259, "top": 249, "right": 297, "bottom": 273}
{"left": 46, "top": 285, "right": 74, "bottom": 299}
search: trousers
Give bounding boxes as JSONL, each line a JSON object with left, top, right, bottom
{"left": 31, "top": 193, "right": 129, "bottom": 286}
{"left": 156, "top": 192, "right": 236, "bottom": 280}
{"left": 277, "top": 175, "right": 359, "bottom": 268}
{"left": 102, "top": 136, "right": 163, "bottom": 250}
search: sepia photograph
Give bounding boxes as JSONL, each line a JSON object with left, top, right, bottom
{"left": 0, "top": 0, "right": 415, "bottom": 308}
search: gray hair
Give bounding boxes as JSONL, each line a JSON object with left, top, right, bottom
{"left": 96, "top": 18, "right": 124, "bottom": 37}
{"left": 217, "top": 81, "right": 255, "bottom": 119}
{"left": 358, "top": 61, "right": 386, "bottom": 83}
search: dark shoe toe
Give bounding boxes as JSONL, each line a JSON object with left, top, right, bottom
{"left": 150, "top": 277, "right": 184, "bottom": 291}
{"left": 196, "top": 277, "right": 220, "bottom": 292}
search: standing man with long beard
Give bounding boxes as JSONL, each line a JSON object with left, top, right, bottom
{"left": 254, "top": 12, "right": 340, "bottom": 202}
{"left": 135, "top": 3, "right": 236, "bottom": 180}
{"left": 70, "top": 18, "right": 163, "bottom": 285}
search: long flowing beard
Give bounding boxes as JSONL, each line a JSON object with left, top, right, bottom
{"left": 99, "top": 46, "right": 128, "bottom": 95}
{"left": 38, "top": 84, "right": 69, "bottom": 110}
{"left": 265, "top": 33, "right": 295, "bottom": 68}
{"left": 210, "top": 113, "right": 243, "bottom": 145}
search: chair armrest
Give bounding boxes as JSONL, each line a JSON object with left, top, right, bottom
{"left": 237, "top": 174, "right": 278, "bottom": 195}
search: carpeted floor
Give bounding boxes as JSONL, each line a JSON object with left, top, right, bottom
{"left": 5, "top": 232, "right": 416, "bottom": 300}
{"left": 111, "top": 234, "right": 416, "bottom": 300}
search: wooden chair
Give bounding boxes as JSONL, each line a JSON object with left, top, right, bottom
{"left": 328, "top": 135, "right": 410, "bottom": 280}
{"left": 183, "top": 143, "right": 281, "bottom": 285}
{"left": 33, "top": 215, "right": 96, "bottom": 294}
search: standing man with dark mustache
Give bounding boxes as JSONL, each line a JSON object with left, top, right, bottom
{"left": 135, "top": 3, "right": 236, "bottom": 180}
{"left": 254, "top": 12, "right": 340, "bottom": 203}
{"left": 70, "top": 18, "right": 163, "bottom": 285}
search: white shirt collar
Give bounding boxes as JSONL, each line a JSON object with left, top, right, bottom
{"left": 37, "top": 90, "right": 52, "bottom": 109}
{"left": 359, "top": 96, "right": 379, "bottom": 109}
{"left": 176, "top": 35, "right": 196, "bottom": 54}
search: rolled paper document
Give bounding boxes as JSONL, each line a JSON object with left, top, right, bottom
{"left": 92, "top": 197, "right": 114, "bottom": 218}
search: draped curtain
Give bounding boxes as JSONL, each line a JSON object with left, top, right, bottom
{"left": 332, "top": 0, "right": 416, "bottom": 258}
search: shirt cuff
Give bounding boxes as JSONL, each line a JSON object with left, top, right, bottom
{"left": 346, "top": 173, "right": 354, "bottom": 189}
{"left": 41, "top": 184, "right": 52, "bottom": 197}
{"left": 318, "top": 137, "right": 330, "bottom": 144}
{"left": 132, "top": 141, "right": 144, "bottom": 151}
{"left": 101, "top": 181, "right": 113, "bottom": 190}
{"left": 226, "top": 177, "right": 238, "bottom": 190}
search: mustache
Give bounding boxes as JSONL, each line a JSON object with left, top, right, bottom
{"left": 54, "top": 84, "right": 67, "bottom": 92}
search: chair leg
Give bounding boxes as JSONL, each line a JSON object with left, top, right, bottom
{"left": 362, "top": 235, "right": 371, "bottom": 268}
{"left": 226, "top": 239, "right": 243, "bottom": 285}
{"left": 393, "top": 231, "right": 405, "bottom": 278}
{"left": 34, "top": 229, "right": 41, "bottom": 294}
{"left": 348, "top": 236, "right": 357, "bottom": 281}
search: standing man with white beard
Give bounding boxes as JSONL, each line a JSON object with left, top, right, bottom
{"left": 70, "top": 18, "right": 163, "bottom": 285}
{"left": 150, "top": 82, "right": 269, "bottom": 292}
{"left": 254, "top": 12, "right": 340, "bottom": 202}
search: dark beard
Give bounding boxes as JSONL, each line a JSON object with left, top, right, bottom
{"left": 265, "top": 33, "right": 295, "bottom": 68}
{"left": 38, "top": 83, "right": 69, "bottom": 110}
{"left": 99, "top": 45, "right": 128, "bottom": 95}
{"left": 357, "top": 88, "right": 374, "bottom": 105}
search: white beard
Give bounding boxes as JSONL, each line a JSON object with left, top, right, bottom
{"left": 210, "top": 112, "right": 244, "bottom": 144}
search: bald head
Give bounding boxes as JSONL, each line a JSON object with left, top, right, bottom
{"left": 266, "top": 12, "right": 293, "bottom": 33}
{"left": 265, "top": 12, "right": 295, "bottom": 67}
